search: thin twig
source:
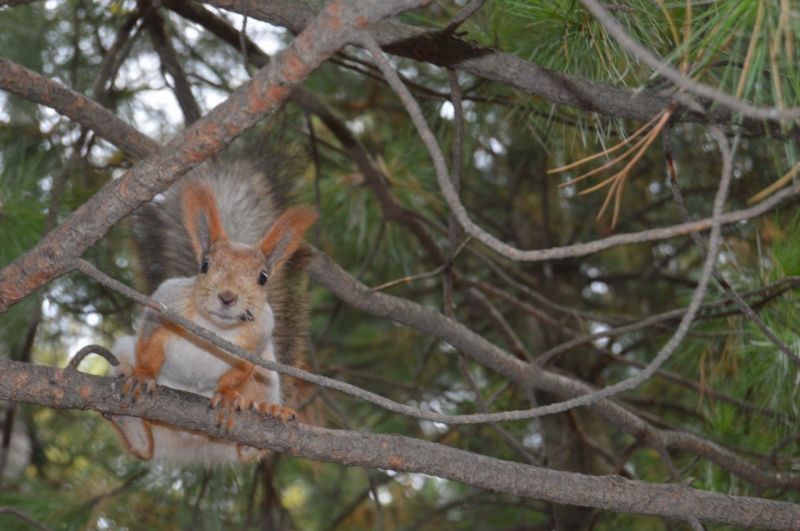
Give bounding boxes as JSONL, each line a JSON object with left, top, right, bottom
{"left": 536, "top": 276, "right": 800, "bottom": 365}
{"left": 145, "top": 7, "right": 203, "bottom": 124}
{"left": 767, "top": 433, "right": 800, "bottom": 466}
{"left": 189, "top": 470, "right": 211, "bottom": 529}
{"left": 363, "top": 27, "right": 732, "bottom": 416}
{"left": 371, "top": 237, "right": 470, "bottom": 292}
{"left": 532, "top": 126, "right": 732, "bottom": 415}
{"left": 306, "top": 111, "right": 323, "bottom": 247}
{"left": 73, "top": 258, "right": 607, "bottom": 424}
{"left": 0, "top": 507, "right": 53, "bottom": 531}
{"left": 648, "top": 439, "right": 706, "bottom": 531}
{"left": 443, "top": 68, "right": 465, "bottom": 319}
{"left": 305, "top": 339, "right": 385, "bottom": 529}
{"left": 665, "top": 125, "right": 800, "bottom": 370}
{"left": 457, "top": 356, "right": 539, "bottom": 465}
{"left": 443, "top": 0, "right": 485, "bottom": 33}
{"left": 68, "top": 344, "right": 119, "bottom": 371}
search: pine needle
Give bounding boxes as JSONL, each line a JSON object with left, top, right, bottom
{"left": 748, "top": 161, "right": 800, "bottom": 205}
{"left": 548, "top": 111, "right": 662, "bottom": 174}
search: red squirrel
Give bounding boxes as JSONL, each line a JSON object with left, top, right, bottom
{"left": 109, "top": 161, "right": 316, "bottom": 464}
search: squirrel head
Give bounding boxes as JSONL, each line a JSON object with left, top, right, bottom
{"left": 181, "top": 181, "right": 317, "bottom": 329}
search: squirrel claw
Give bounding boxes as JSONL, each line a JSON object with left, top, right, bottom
{"left": 255, "top": 403, "right": 296, "bottom": 423}
{"left": 210, "top": 391, "right": 242, "bottom": 432}
{"left": 233, "top": 395, "right": 251, "bottom": 412}
{"left": 119, "top": 367, "right": 157, "bottom": 403}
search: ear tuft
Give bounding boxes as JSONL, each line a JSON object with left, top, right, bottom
{"left": 182, "top": 180, "right": 227, "bottom": 261}
{"left": 261, "top": 206, "right": 318, "bottom": 271}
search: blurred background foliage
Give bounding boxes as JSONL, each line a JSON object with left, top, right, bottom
{"left": 1, "top": 0, "right": 799, "bottom": 529}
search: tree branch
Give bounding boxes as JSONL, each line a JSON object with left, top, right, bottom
{"left": 307, "top": 248, "right": 800, "bottom": 490}
{"left": 0, "top": 58, "right": 158, "bottom": 159}
{"left": 0, "top": 507, "right": 53, "bottom": 531}
{"left": 200, "top": 0, "right": 793, "bottom": 135}
{"left": 144, "top": 4, "right": 203, "bottom": 124}
{"left": 0, "top": 358, "right": 797, "bottom": 529}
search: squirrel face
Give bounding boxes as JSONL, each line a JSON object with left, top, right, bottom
{"left": 181, "top": 179, "right": 317, "bottom": 330}
{"left": 192, "top": 240, "right": 272, "bottom": 329}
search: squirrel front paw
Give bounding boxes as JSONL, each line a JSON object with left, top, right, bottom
{"left": 210, "top": 390, "right": 249, "bottom": 432}
{"left": 254, "top": 402, "right": 296, "bottom": 423}
{"left": 119, "top": 367, "right": 158, "bottom": 402}
{"left": 210, "top": 392, "right": 296, "bottom": 430}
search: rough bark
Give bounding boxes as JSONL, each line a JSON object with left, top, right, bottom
{"left": 0, "top": 358, "right": 797, "bottom": 529}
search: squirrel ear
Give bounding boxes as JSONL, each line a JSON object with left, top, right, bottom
{"left": 182, "top": 181, "right": 227, "bottom": 260}
{"left": 261, "top": 206, "right": 318, "bottom": 272}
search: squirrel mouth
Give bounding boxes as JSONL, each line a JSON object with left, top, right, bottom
{"left": 209, "top": 309, "right": 254, "bottom": 322}
{"left": 209, "top": 310, "right": 236, "bottom": 322}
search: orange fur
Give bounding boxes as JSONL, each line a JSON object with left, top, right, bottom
{"left": 182, "top": 181, "right": 228, "bottom": 259}
{"left": 124, "top": 328, "right": 169, "bottom": 399}
{"left": 211, "top": 362, "right": 256, "bottom": 431}
{"left": 260, "top": 206, "right": 318, "bottom": 269}
{"left": 135, "top": 328, "right": 169, "bottom": 375}
{"left": 214, "top": 362, "right": 255, "bottom": 402}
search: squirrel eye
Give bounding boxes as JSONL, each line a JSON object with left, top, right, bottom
{"left": 257, "top": 271, "right": 269, "bottom": 286}
{"left": 200, "top": 257, "right": 209, "bottom": 274}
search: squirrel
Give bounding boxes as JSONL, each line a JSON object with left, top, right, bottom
{"left": 108, "top": 159, "right": 317, "bottom": 464}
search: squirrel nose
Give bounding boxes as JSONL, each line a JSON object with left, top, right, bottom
{"left": 218, "top": 291, "right": 238, "bottom": 307}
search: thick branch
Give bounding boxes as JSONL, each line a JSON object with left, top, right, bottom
{"left": 0, "top": 358, "right": 797, "bottom": 529}
{"left": 0, "top": 58, "right": 157, "bottom": 159}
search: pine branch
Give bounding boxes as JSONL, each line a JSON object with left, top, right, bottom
{"left": 1, "top": 357, "right": 798, "bottom": 529}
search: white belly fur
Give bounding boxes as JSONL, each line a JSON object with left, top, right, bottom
{"left": 158, "top": 327, "right": 239, "bottom": 397}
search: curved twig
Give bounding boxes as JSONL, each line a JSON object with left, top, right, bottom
{"left": 359, "top": 33, "right": 799, "bottom": 263}
{"left": 67, "top": 344, "right": 120, "bottom": 371}
{"left": 0, "top": 507, "right": 53, "bottom": 531}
